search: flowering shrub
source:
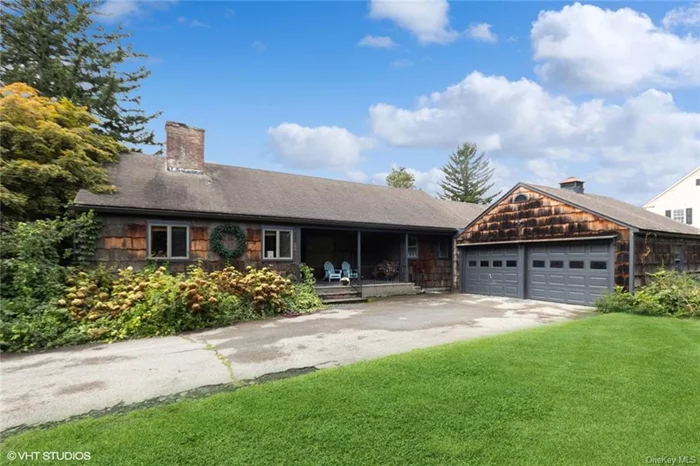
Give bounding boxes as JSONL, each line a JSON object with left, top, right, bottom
{"left": 1, "top": 263, "right": 322, "bottom": 352}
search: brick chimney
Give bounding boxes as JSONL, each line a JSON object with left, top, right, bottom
{"left": 559, "top": 177, "right": 585, "bottom": 194}
{"left": 166, "top": 121, "right": 205, "bottom": 173}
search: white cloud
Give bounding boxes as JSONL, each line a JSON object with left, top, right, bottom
{"left": 466, "top": 23, "right": 497, "bottom": 43}
{"left": 267, "top": 123, "right": 375, "bottom": 172}
{"left": 390, "top": 59, "right": 413, "bottom": 69}
{"left": 97, "top": 0, "right": 175, "bottom": 23}
{"left": 368, "top": 0, "right": 458, "bottom": 44}
{"left": 177, "top": 16, "right": 208, "bottom": 28}
{"left": 358, "top": 35, "right": 397, "bottom": 49}
{"left": 368, "top": 71, "right": 700, "bottom": 200}
{"left": 345, "top": 170, "right": 369, "bottom": 183}
{"left": 252, "top": 40, "right": 266, "bottom": 52}
{"left": 526, "top": 159, "right": 567, "bottom": 187}
{"left": 531, "top": 3, "right": 700, "bottom": 92}
{"left": 662, "top": 3, "right": 700, "bottom": 29}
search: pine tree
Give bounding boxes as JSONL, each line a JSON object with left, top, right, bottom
{"left": 439, "top": 142, "right": 500, "bottom": 204}
{"left": 0, "top": 0, "right": 160, "bottom": 149}
{"left": 386, "top": 167, "right": 416, "bottom": 189}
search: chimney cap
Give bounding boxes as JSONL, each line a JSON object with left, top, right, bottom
{"left": 559, "top": 176, "right": 584, "bottom": 184}
{"left": 166, "top": 120, "right": 204, "bottom": 132}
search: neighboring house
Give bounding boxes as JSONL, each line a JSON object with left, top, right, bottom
{"left": 72, "top": 122, "right": 485, "bottom": 296}
{"left": 643, "top": 166, "right": 700, "bottom": 226}
{"left": 456, "top": 177, "right": 700, "bottom": 306}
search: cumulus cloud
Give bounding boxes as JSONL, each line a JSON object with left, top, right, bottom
{"left": 662, "top": 3, "right": 700, "bottom": 29}
{"left": 368, "top": 0, "right": 458, "bottom": 44}
{"left": 177, "top": 16, "right": 208, "bottom": 28}
{"left": 358, "top": 35, "right": 397, "bottom": 48}
{"left": 530, "top": 3, "right": 700, "bottom": 93}
{"left": 97, "top": 0, "right": 175, "bottom": 23}
{"left": 466, "top": 23, "right": 497, "bottom": 43}
{"left": 368, "top": 71, "right": 700, "bottom": 200}
{"left": 267, "top": 123, "right": 375, "bottom": 172}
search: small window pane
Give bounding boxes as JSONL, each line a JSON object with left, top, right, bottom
{"left": 438, "top": 240, "right": 449, "bottom": 259}
{"left": 569, "top": 260, "right": 584, "bottom": 269}
{"left": 264, "top": 231, "right": 277, "bottom": 259}
{"left": 590, "top": 261, "right": 607, "bottom": 270}
{"left": 533, "top": 260, "right": 545, "bottom": 268}
{"left": 150, "top": 226, "right": 168, "bottom": 258}
{"left": 672, "top": 209, "right": 685, "bottom": 222}
{"left": 468, "top": 260, "right": 477, "bottom": 267}
{"left": 171, "top": 227, "right": 188, "bottom": 258}
{"left": 506, "top": 260, "right": 517, "bottom": 267}
{"left": 493, "top": 260, "right": 503, "bottom": 267}
{"left": 279, "top": 231, "right": 292, "bottom": 258}
{"left": 550, "top": 260, "right": 564, "bottom": 269}
{"left": 480, "top": 261, "right": 489, "bottom": 267}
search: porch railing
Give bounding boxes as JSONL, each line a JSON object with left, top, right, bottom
{"left": 357, "top": 264, "right": 409, "bottom": 285}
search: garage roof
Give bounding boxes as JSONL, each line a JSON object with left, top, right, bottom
{"left": 526, "top": 183, "right": 700, "bottom": 236}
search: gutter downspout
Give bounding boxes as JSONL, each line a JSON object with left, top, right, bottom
{"left": 628, "top": 230, "right": 635, "bottom": 294}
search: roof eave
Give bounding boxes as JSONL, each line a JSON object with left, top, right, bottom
{"left": 70, "top": 203, "right": 463, "bottom": 233}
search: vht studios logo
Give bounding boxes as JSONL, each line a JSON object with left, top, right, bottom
{"left": 647, "top": 456, "right": 697, "bottom": 465}
{"left": 6, "top": 451, "right": 92, "bottom": 461}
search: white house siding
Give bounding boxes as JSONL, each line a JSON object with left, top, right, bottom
{"left": 644, "top": 166, "right": 700, "bottom": 227}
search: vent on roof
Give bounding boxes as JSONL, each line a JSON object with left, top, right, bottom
{"left": 559, "top": 177, "right": 584, "bottom": 194}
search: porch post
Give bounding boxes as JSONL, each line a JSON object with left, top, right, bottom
{"left": 403, "top": 233, "right": 409, "bottom": 282}
{"left": 357, "top": 230, "right": 362, "bottom": 278}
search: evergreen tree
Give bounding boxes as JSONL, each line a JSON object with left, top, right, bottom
{"left": 439, "top": 142, "right": 500, "bottom": 204}
{"left": 0, "top": 0, "right": 160, "bottom": 149}
{"left": 386, "top": 167, "right": 416, "bottom": 189}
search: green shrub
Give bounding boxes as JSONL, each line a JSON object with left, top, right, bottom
{"left": 284, "top": 264, "right": 323, "bottom": 313}
{"left": 595, "top": 269, "right": 699, "bottom": 318}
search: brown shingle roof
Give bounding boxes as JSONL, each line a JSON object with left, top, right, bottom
{"left": 526, "top": 183, "right": 700, "bottom": 236}
{"left": 73, "top": 153, "right": 484, "bottom": 231}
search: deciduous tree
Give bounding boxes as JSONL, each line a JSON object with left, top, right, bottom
{"left": 386, "top": 167, "right": 416, "bottom": 189}
{"left": 0, "top": 83, "right": 122, "bottom": 220}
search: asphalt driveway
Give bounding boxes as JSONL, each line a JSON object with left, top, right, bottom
{"left": 0, "top": 293, "right": 592, "bottom": 434}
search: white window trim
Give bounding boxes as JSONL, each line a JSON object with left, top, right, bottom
{"left": 148, "top": 224, "right": 190, "bottom": 260}
{"left": 262, "top": 228, "right": 294, "bottom": 261}
{"left": 672, "top": 209, "right": 685, "bottom": 223}
{"left": 408, "top": 235, "right": 419, "bottom": 259}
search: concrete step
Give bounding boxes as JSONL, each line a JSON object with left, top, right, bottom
{"left": 322, "top": 297, "right": 367, "bottom": 305}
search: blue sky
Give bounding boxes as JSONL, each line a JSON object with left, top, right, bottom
{"left": 100, "top": 0, "right": 700, "bottom": 205}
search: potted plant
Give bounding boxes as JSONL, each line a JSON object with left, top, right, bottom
{"left": 340, "top": 276, "right": 350, "bottom": 286}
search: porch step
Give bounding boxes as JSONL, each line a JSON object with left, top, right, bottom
{"left": 322, "top": 297, "right": 368, "bottom": 305}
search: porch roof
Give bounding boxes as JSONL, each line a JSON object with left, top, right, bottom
{"left": 74, "top": 153, "right": 485, "bottom": 231}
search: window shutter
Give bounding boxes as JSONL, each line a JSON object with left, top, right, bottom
{"left": 665, "top": 210, "right": 672, "bottom": 218}
{"left": 686, "top": 208, "right": 693, "bottom": 225}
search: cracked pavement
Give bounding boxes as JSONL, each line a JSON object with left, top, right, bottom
{"left": 0, "top": 293, "right": 592, "bottom": 433}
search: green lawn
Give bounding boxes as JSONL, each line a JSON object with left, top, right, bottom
{"left": 3, "top": 314, "right": 700, "bottom": 466}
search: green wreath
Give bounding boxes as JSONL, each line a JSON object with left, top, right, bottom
{"left": 210, "top": 224, "right": 247, "bottom": 262}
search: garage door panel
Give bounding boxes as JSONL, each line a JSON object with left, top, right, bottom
{"left": 526, "top": 241, "right": 613, "bottom": 306}
{"left": 464, "top": 246, "right": 520, "bottom": 298}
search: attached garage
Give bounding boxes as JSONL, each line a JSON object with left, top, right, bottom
{"left": 457, "top": 178, "right": 700, "bottom": 306}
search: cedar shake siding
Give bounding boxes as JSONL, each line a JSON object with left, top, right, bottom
{"left": 457, "top": 186, "right": 632, "bottom": 288}
{"left": 94, "top": 214, "right": 299, "bottom": 276}
{"left": 634, "top": 233, "right": 700, "bottom": 287}
{"left": 410, "top": 235, "right": 454, "bottom": 290}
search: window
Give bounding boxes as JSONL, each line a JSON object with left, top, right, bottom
{"left": 408, "top": 236, "right": 419, "bottom": 259}
{"left": 493, "top": 260, "right": 503, "bottom": 267}
{"left": 263, "top": 229, "right": 293, "bottom": 260}
{"left": 533, "top": 260, "right": 545, "bottom": 268}
{"left": 550, "top": 260, "right": 564, "bottom": 268}
{"left": 513, "top": 194, "right": 528, "bottom": 203}
{"left": 569, "top": 260, "right": 584, "bottom": 269}
{"left": 506, "top": 260, "right": 517, "bottom": 267}
{"left": 468, "top": 260, "right": 477, "bottom": 267}
{"left": 672, "top": 209, "right": 685, "bottom": 223}
{"left": 590, "top": 261, "right": 607, "bottom": 270}
{"left": 148, "top": 224, "right": 189, "bottom": 259}
{"left": 438, "top": 239, "right": 450, "bottom": 259}
{"left": 480, "top": 260, "right": 489, "bottom": 267}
